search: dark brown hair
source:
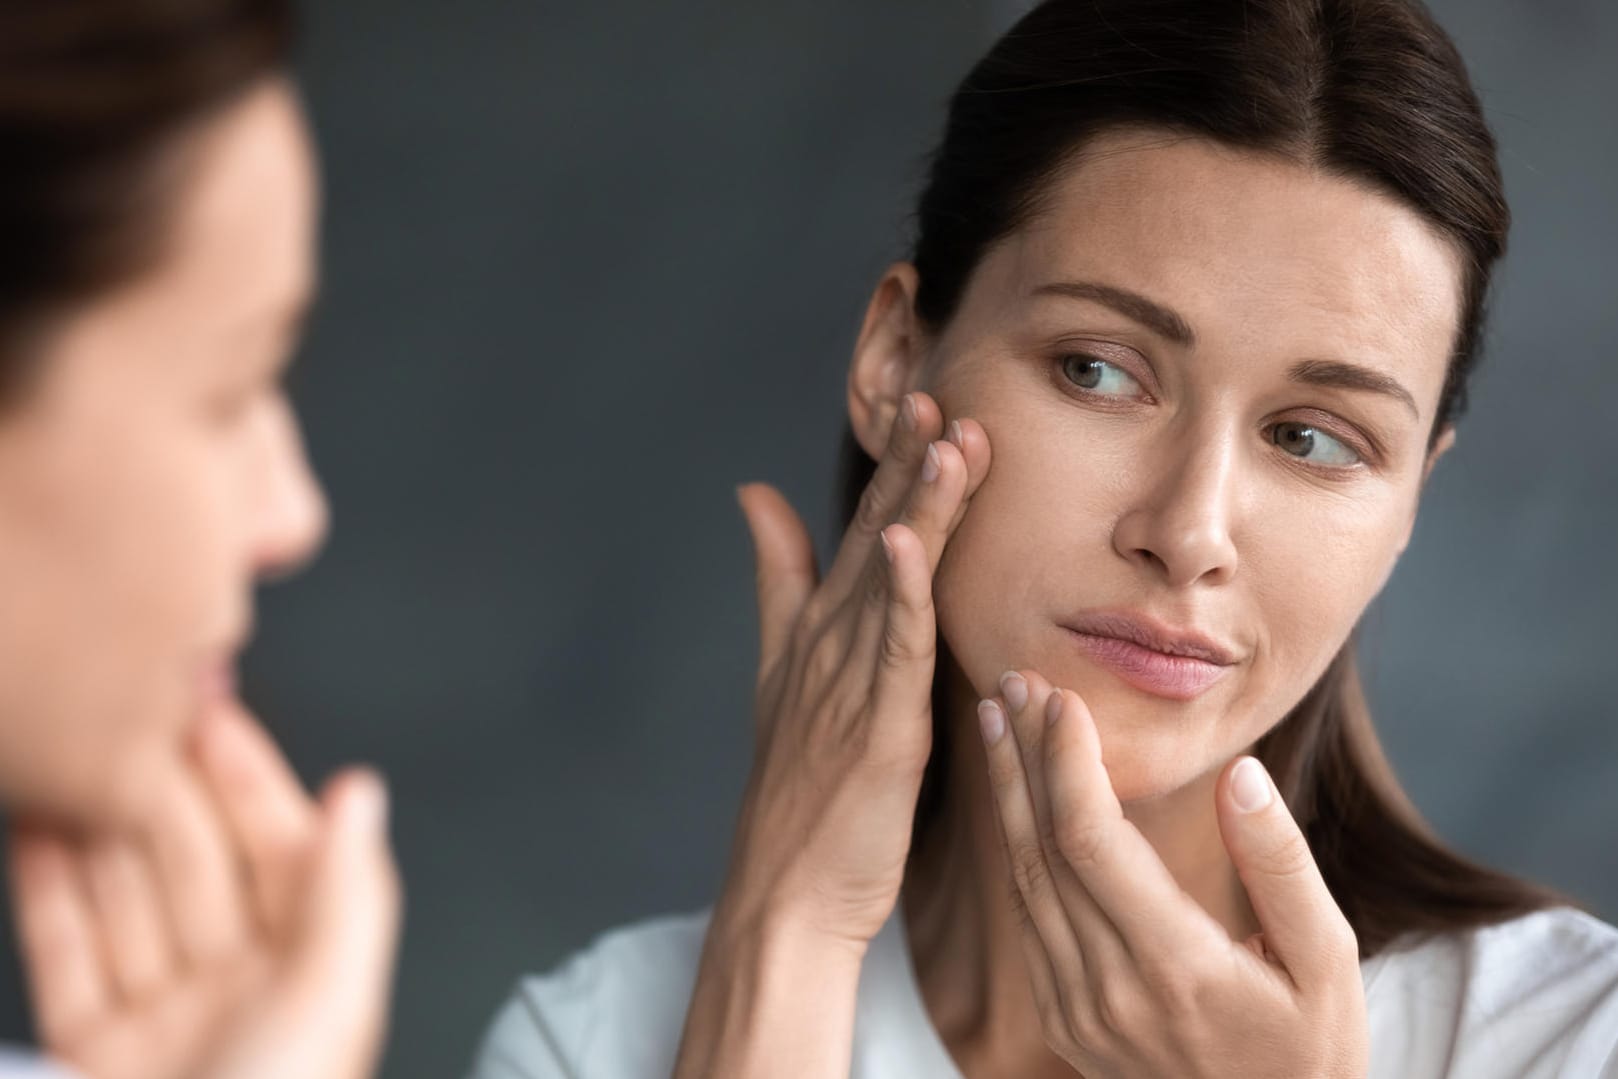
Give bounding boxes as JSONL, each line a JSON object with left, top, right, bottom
{"left": 838, "top": 0, "right": 1573, "bottom": 958}
{"left": 0, "top": 0, "right": 294, "bottom": 392}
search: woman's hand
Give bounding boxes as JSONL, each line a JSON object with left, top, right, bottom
{"left": 6, "top": 704, "right": 402, "bottom": 1079}
{"left": 720, "top": 390, "right": 990, "bottom": 948}
{"left": 978, "top": 668, "right": 1369, "bottom": 1079}
{"left": 672, "top": 390, "right": 990, "bottom": 1078}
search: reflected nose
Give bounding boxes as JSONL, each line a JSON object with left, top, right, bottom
{"left": 1111, "top": 431, "right": 1239, "bottom": 588}
{"left": 251, "top": 396, "right": 329, "bottom": 582}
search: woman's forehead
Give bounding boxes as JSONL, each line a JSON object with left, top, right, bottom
{"left": 961, "top": 133, "right": 1464, "bottom": 398}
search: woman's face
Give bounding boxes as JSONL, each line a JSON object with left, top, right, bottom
{"left": 878, "top": 131, "right": 1463, "bottom": 804}
{"left": 0, "top": 80, "right": 325, "bottom": 829}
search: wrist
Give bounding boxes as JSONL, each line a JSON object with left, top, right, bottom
{"left": 673, "top": 901, "right": 867, "bottom": 1079}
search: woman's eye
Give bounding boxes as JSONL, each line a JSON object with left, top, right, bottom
{"left": 1060, "top": 354, "right": 1143, "bottom": 397}
{"left": 1271, "top": 422, "right": 1361, "bottom": 467}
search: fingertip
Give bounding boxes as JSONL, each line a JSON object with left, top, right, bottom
{"left": 193, "top": 702, "right": 253, "bottom": 775}
{"left": 1227, "top": 755, "right": 1274, "bottom": 815}
{"left": 324, "top": 767, "right": 389, "bottom": 836}
{"left": 1044, "top": 685, "right": 1065, "bottom": 728}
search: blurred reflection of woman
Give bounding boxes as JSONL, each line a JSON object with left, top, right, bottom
{"left": 1, "top": 3, "right": 400, "bottom": 1077}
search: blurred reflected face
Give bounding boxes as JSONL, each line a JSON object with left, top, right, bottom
{"left": 0, "top": 79, "right": 326, "bottom": 828}
{"left": 923, "top": 131, "right": 1461, "bottom": 802}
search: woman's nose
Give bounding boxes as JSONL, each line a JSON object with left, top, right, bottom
{"left": 250, "top": 397, "right": 329, "bottom": 582}
{"left": 1110, "top": 431, "right": 1240, "bottom": 589}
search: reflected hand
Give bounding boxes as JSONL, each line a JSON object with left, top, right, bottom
{"left": 6, "top": 705, "right": 401, "bottom": 1079}
{"left": 979, "top": 668, "right": 1368, "bottom": 1079}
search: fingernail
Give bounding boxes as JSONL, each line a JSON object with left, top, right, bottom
{"left": 998, "top": 670, "right": 1027, "bottom": 712}
{"left": 1045, "top": 691, "right": 1064, "bottom": 727}
{"left": 948, "top": 419, "right": 964, "bottom": 447}
{"left": 922, "top": 443, "right": 941, "bottom": 483}
{"left": 879, "top": 527, "right": 895, "bottom": 564}
{"left": 977, "top": 699, "right": 1005, "bottom": 745}
{"left": 1231, "top": 757, "right": 1272, "bottom": 813}
{"left": 901, "top": 394, "right": 919, "bottom": 432}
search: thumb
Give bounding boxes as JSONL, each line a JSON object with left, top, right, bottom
{"left": 1215, "top": 756, "right": 1357, "bottom": 987}
{"left": 736, "top": 482, "right": 818, "bottom": 676}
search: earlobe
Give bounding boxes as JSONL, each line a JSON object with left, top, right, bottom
{"left": 847, "top": 263, "right": 925, "bottom": 461}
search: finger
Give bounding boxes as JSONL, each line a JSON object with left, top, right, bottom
{"left": 999, "top": 671, "right": 1129, "bottom": 973}
{"left": 81, "top": 836, "right": 175, "bottom": 1000}
{"left": 272, "top": 769, "right": 401, "bottom": 1079}
{"left": 193, "top": 703, "right": 320, "bottom": 938}
{"left": 1215, "top": 755, "right": 1357, "bottom": 986}
{"left": 1041, "top": 688, "right": 1219, "bottom": 958}
{"left": 940, "top": 416, "right": 993, "bottom": 535}
{"left": 736, "top": 482, "right": 819, "bottom": 678}
{"left": 820, "top": 391, "right": 943, "bottom": 600}
{"left": 888, "top": 436, "right": 971, "bottom": 576}
{"left": 141, "top": 767, "right": 250, "bottom": 966}
{"left": 976, "top": 697, "right": 1088, "bottom": 984}
{"left": 7, "top": 826, "right": 109, "bottom": 1044}
{"left": 854, "top": 523, "right": 938, "bottom": 766}
{"left": 847, "top": 434, "right": 968, "bottom": 663}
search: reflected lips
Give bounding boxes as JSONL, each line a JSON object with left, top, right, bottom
{"left": 1061, "top": 611, "right": 1235, "bottom": 701}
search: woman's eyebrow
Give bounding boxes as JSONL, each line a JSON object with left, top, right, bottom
{"left": 1031, "top": 279, "right": 1419, "bottom": 418}
{"left": 1288, "top": 359, "right": 1419, "bottom": 418}
{"left": 1031, "top": 279, "right": 1196, "bottom": 345}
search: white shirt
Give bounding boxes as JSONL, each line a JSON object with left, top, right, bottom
{"left": 470, "top": 904, "right": 1618, "bottom": 1078}
{"left": 0, "top": 1049, "right": 76, "bottom": 1079}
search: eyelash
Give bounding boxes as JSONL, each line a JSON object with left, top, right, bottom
{"left": 1050, "top": 351, "right": 1380, "bottom": 474}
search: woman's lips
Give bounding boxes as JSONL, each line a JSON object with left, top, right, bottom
{"left": 1062, "top": 627, "right": 1232, "bottom": 700}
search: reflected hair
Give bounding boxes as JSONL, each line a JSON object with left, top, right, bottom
{"left": 0, "top": 0, "right": 293, "bottom": 392}
{"left": 835, "top": 0, "right": 1573, "bottom": 957}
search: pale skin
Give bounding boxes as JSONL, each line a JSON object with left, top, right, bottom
{"left": 675, "top": 130, "right": 1463, "bottom": 1077}
{"left": 0, "top": 79, "right": 399, "bottom": 1079}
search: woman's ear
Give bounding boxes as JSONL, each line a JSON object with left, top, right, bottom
{"left": 1391, "top": 423, "right": 1458, "bottom": 563}
{"left": 847, "top": 263, "right": 926, "bottom": 460}
{"left": 1421, "top": 424, "right": 1456, "bottom": 488}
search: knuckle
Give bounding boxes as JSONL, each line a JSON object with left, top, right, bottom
{"left": 1009, "top": 842, "right": 1056, "bottom": 902}
{"left": 878, "top": 621, "right": 912, "bottom": 669}
{"left": 1140, "top": 956, "right": 1203, "bottom": 1015}
{"left": 858, "top": 721, "right": 930, "bottom": 776}
{"left": 985, "top": 743, "right": 1023, "bottom": 790}
{"left": 803, "top": 626, "right": 847, "bottom": 685}
{"left": 1261, "top": 831, "right": 1316, "bottom": 880}
{"left": 1053, "top": 814, "right": 1109, "bottom": 869}
{"left": 1094, "top": 980, "right": 1142, "bottom": 1038}
{"left": 798, "top": 591, "right": 831, "bottom": 630}
{"left": 1326, "top": 916, "right": 1361, "bottom": 966}
{"left": 852, "top": 483, "right": 888, "bottom": 535}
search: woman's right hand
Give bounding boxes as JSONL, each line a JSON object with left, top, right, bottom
{"left": 717, "top": 389, "right": 991, "bottom": 951}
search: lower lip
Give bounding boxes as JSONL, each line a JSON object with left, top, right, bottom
{"left": 1062, "top": 628, "right": 1231, "bottom": 700}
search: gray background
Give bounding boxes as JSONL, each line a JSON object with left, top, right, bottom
{"left": 2, "top": 2, "right": 1615, "bottom": 1077}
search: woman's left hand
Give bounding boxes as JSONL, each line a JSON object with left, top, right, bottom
{"left": 978, "top": 668, "right": 1369, "bottom": 1079}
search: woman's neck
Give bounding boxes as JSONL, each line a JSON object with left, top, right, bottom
{"left": 901, "top": 659, "right": 1259, "bottom": 1077}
